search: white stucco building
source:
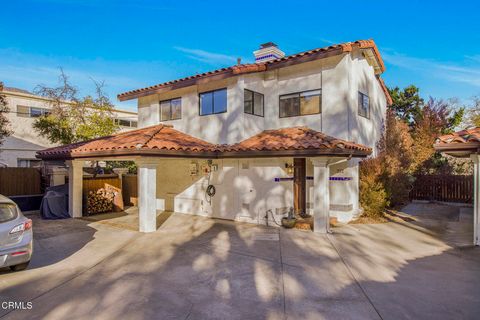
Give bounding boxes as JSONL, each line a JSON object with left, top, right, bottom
{"left": 0, "top": 86, "right": 138, "bottom": 167}
{"left": 37, "top": 39, "right": 391, "bottom": 233}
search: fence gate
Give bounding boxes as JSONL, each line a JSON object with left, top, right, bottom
{"left": 409, "top": 175, "right": 473, "bottom": 203}
{"left": 0, "top": 168, "right": 42, "bottom": 196}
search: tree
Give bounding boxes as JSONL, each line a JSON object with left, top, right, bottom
{"left": 388, "top": 85, "right": 424, "bottom": 126}
{"left": 465, "top": 96, "right": 480, "bottom": 128}
{"left": 0, "top": 82, "right": 12, "bottom": 146}
{"left": 410, "top": 98, "right": 464, "bottom": 174}
{"left": 33, "top": 70, "right": 119, "bottom": 145}
{"left": 379, "top": 109, "right": 416, "bottom": 205}
{"left": 360, "top": 86, "right": 467, "bottom": 218}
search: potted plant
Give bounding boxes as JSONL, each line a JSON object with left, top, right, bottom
{"left": 281, "top": 207, "right": 296, "bottom": 228}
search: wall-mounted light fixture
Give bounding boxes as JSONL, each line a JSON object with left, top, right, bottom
{"left": 285, "top": 163, "right": 294, "bottom": 175}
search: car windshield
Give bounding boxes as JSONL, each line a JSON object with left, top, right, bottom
{"left": 0, "top": 203, "right": 17, "bottom": 223}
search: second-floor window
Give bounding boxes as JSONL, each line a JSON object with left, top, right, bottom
{"left": 358, "top": 92, "right": 370, "bottom": 119}
{"left": 160, "top": 98, "right": 182, "bottom": 121}
{"left": 199, "top": 88, "right": 227, "bottom": 116}
{"left": 244, "top": 89, "right": 264, "bottom": 117}
{"left": 279, "top": 89, "right": 321, "bottom": 118}
{"left": 115, "top": 119, "right": 138, "bottom": 127}
{"left": 17, "top": 105, "right": 49, "bottom": 118}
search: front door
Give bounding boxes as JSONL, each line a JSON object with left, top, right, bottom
{"left": 293, "top": 158, "right": 306, "bottom": 216}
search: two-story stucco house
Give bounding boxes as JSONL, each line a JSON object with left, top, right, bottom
{"left": 37, "top": 39, "right": 392, "bottom": 234}
{"left": 0, "top": 86, "right": 138, "bottom": 167}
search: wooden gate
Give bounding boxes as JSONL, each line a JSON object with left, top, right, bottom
{"left": 409, "top": 175, "right": 473, "bottom": 203}
{"left": 0, "top": 168, "right": 42, "bottom": 196}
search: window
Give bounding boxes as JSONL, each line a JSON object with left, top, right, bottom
{"left": 115, "top": 119, "right": 138, "bottom": 127}
{"left": 199, "top": 88, "right": 227, "bottom": 116}
{"left": 17, "top": 105, "right": 30, "bottom": 117}
{"left": 30, "top": 107, "right": 46, "bottom": 117}
{"left": 244, "top": 89, "right": 264, "bottom": 116}
{"left": 17, "top": 105, "right": 49, "bottom": 118}
{"left": 17, "top": 159, "right": 42, "bottom": 168}
{"left": 160, "top": 98, "right": 182, "bottom": 121}
{"left": 279, "top": 89, "right": 321, "bottom": 118}
{"left": 358, "top": 92, "right": 370, "bottom": 118}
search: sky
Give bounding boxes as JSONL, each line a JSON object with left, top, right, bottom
{"left": 1, "top": 0, "right": 480, "bottom": 111}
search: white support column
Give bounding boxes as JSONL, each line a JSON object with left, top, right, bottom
{"left": 137, "top": 159, "right": 158, "bottom": 233}
{"left": 471, "top": 154, "right": 480, "bottom": 246}
{"left": 67, "top": 160, "right": 83, "bottom": 218}
{"left": 350, "top": 158, "right": 360, "bottom": 214}
{"left": 311, "top": 158, "right": 331, "bottom": 233}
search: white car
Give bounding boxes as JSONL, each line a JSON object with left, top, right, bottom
{"left": 0, "top": 195, "right": 33, "bottom": 271}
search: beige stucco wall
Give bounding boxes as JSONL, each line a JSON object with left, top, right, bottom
{"left": 152, "top": 157, "right": 360, "bottom": 224}
{"left": 155, "top": 158, "right": 295, "bottom": 225}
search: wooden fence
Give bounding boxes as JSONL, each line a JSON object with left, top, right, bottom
{"left": 409, "top": 175, "right": 473, "bottom": 203}
{"left": 0, "top": 168, "right": 42, "bottom": 196}
{"left": 122, "top": 174, "right": 138, "bottom": 206}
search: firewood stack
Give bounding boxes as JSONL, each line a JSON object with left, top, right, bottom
{"left": 86, "top": 188, "right": 114, "bottom": 215}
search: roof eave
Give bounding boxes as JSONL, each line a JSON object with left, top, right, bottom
{"left": 117, "top": 39, "right": 386, "bottom": 102}
{"left": 37, "top": 147, "right": 371, "bottom": 161}
{"left": 434, "top": 142, "right": 480, "bottom": 157}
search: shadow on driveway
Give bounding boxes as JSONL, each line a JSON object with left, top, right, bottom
{"left": 0, "top": 210, "right": 479, "bottom": 319}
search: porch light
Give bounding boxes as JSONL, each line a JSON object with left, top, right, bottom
{"left": 285, "top": 163, "right": 294, "bottom": 175}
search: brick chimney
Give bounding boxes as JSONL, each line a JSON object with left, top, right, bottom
{"left": 253, "top": 42, "right": 285, "bottom": 63}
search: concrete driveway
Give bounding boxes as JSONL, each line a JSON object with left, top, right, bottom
{"left": 0, "top": 208, "right": 479, "bottom": 320}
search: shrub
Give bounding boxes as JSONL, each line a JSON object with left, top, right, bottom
{"left": 359, "top": 158, "right": 389, "bottom": 217}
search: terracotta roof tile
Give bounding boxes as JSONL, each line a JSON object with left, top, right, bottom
{"left": 118, "top": 39, "right": 386, "bottom": 101}
{"left": 37, "top": 125, "right": 371, "bottom": 160}
{"left": 435, "top": 128, "right": 480, "bottom": 145}
{"left": 37, "top": 124, "right": 218, "bottom": 159}
{"left": 222, "top": 127, "right": 371, "bottom": 154}
{"left": 376, "top": 76, "right": 393, "bottom": 106}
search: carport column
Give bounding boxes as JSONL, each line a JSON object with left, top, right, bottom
{"left": 67, "top": 160, "right": 83, "bottom": 218}
{"left": 311, "top": 158, "right": 330, "bottom": 233}
{"left": 137, "top": 159, "right": 158, "bottom": 233}
{"left": 471, "top": 154, "right": 480, "bottom": 246}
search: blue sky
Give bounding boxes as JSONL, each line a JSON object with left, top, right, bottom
{"left": 1, "top": 0, "right": 479, "bottom": 111}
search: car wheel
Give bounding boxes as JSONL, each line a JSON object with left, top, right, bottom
{"left": 10, "top": 262, "right": 30, "bottom": 271}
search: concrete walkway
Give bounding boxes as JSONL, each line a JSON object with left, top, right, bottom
{"left": 0, "top": 209, "right": 479, "bottom": 319}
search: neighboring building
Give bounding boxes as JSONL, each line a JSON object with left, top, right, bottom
{"left": 0, "top": 86, "right": 138, "bottom": 167}
{"left": 435, "top": 128, "right": 480, "bottom": 246}
{"left": 38, "top": 39, "right": 392, "bottom": 232}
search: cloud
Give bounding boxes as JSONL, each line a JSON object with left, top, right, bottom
{"left": 382, "top": 50, "right": 480, "bottom": 88}
{"left": 174, "top": 46, "right": 238, "bottom": 65}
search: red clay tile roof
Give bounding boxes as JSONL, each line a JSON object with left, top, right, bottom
{"left": 118, "top": 39, "right": 386, "bottom": 102}
{"left": 434, "top": 128, "right": 480, "bottom": 154}
{"left": 376, "top": 76, "right": 393, "bottom": 106}
{"left": 37, "top": 125, "right": 371, "bottom": 160}
{"left": 222, "top": 127, "right": 371, "bottom": 155}
{"left": 37, "top": 124, "right": 218, "bottom": 159}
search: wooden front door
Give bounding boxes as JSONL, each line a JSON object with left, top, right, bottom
{"left": 293, "top": 158, "right": 306, "bottom": 216}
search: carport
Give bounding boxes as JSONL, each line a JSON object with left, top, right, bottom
{"left": 36, "top": 124, "right": 371, "bottom": 233}
{"left": 434, "top": 127, "right": 480, "bottom": 245}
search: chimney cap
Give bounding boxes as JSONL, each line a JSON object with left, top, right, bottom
{"left": 260, "top": 42, "right": 278, "bottom": 49}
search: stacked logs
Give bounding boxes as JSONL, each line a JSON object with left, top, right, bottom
{"left": 86, "top": 188, "right": 114, "bottom": 215}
